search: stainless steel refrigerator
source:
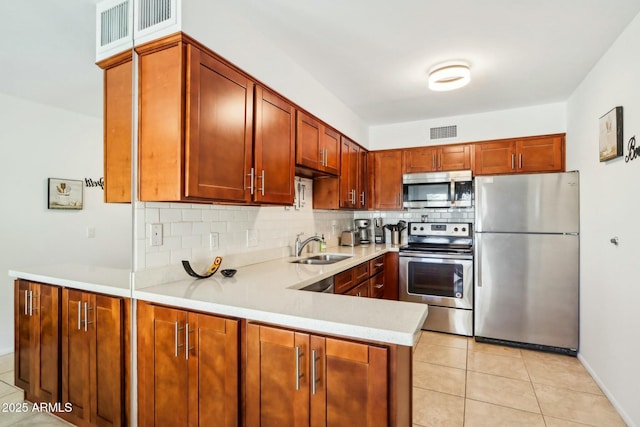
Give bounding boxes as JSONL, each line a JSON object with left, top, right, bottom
{"left": 474, "top": 171, "right": 579, "bottom": 354}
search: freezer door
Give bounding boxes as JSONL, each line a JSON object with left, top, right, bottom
{"left": 475, "top": 233, "right": 579, "bottom": 350}
{"left": 475, "top": 171, "right": 579, "bottom": 233}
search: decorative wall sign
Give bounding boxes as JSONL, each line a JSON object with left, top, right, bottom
{"left": 48, "top": 178, "right": 83, "bottom": 210}
{"left": 599, "top": 106, "right": 623, "bottom": 162}
{"left": 625, "top": 136, "right": 638, "bottom": 163}
{"left": 84, "top": 177, "right": 104, "bottom": 190}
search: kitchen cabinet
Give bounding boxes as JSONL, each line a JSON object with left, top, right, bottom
{"left": 473, "top": 134, "right": 565, "bottom": 175}
{"left": 296, "top": 111, "right": 340, "bottom": 176}
{"left": 136, "top": 33, "right": 294, "bottom": 205}
{"left": 246, "top": 323, "right": 389, "bottom": 427}
{"left": 403, "top": 144, "right": 471, "bottom": 173}
{"left": 14, "top": 280, "right": 60, "bottom": 404}
{"left": 334, "top": 256, "right": 386, "bottom": 299}
{"left": 312, "top": 136, "right": 368, "bottom": 210}
{"left": 98, "top": 51, "right": 132, "bottom": 203}
{"left": 372, "top": 150, "right": 403, "bottom": 210}
{"left": 137, "top": 301, "right": 239, "bottom": 427}
{"left": 60, "top": 289, "right": 127, "bottom": 427}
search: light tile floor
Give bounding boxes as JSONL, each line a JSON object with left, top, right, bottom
{"left": 413, "top": 331, "right": 627, "bottom": 427}
{"left": 0, "top": 333, "right": 628, "bottom": 427}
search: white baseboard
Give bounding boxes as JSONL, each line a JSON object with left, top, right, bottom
{"left": 578, "top": 353, "right": 636, "bottom": 427}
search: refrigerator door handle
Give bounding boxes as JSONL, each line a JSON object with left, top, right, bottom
{"left": 476, "top": 236, "right": 483, "bottom": 287}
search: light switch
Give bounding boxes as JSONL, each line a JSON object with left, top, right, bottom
{"left": 86, "top": 227, "right": 95, "bottom": 238}
{"left": 210, "top": 232, "right": 219, "bottom": 250}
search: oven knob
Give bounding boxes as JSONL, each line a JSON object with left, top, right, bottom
{"left": 462, "top": 227, "right": 466, "bottom": 232}
{"left": 455, "top": 292, "right": 462, "bottom": 298}
{"left": 420, "top": 227, "right": 424, "bottom": 231}
{"left": 412, "top": 226, "right": 417, "bottom": 231}
{"left": 454, "top": 227, "right": 459, "bottom": 232}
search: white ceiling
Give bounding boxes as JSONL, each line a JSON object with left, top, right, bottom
{"left": 2, "top": 0, "right": 640, "bottom": 125}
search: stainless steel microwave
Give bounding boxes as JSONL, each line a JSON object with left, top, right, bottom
{"left": 402, "top": 170, "right": 473, "bottom": 208}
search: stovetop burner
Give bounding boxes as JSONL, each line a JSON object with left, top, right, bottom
{"left": 401, "top": 222, "right": 473, "bottom": 254}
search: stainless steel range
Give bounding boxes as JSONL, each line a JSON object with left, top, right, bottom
{"left": 399, "top": 222, "right": 473, "bottom": 336}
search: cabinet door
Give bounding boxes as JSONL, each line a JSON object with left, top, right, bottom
{"left": 473, "top": 141, "right": 516, "bottom": 175}
{"left": 61, "top": 289, "right": 90, "bottom": 422}
{"left": 102, "top": 53, "right": 132, "bottom": 203}
{"left": 369, "top": 273, "right": 385, "bottom": 299}
{"left": 339, "top": 137, "right": 355, "bottom": 208}
{"left": 516, "top": 135, "right": 564, "bottom": 173}
{"left": 321, "top": 126, "right": 340, "bottom": 176}
{"left": 403, "top": 147, "right": 437, "bottom": 173}
{"left": 14, "top": 281, "right": 60, "bottom": 404}
{"left": 439, "top": 144, "right": 471, "bottom": 171}
{"left": 246, "top": 324, "right": 310, "bottom": 427}
{"left": 296, "top": 111, "right": 321, "bottom": 171}
{"left": 357, "top": 146, "right": 368, "bottom": 209}
{"left": 383, "top": 252, "right": 399, "bottom": 301}
{"left": 254, "top": 86, "right": 295, "bottom": 205}
{"left": 138, "top": 303, "right": 189, "bottom": 427}
{"left": 373, "top": 150, "right": 403, "bottom": 210}
{"left": 91, "top": 294, "right": 124, "bottom": 427}
{"left": 324, "top": 338, "right": 388, "bottom": 427}
{"left": 188, "top": 312, "right": 239, "bottom": 427}
{"left": 185, "top": 45, "right": 254, "bottom": 202}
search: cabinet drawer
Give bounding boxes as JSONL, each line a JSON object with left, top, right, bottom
{"left": 344, "top": 281, "right": 369, "bottom": 298}
{"left": 353, "top": 262, "right": 369, "bottom": 284}
{"left": 334, "top": 269, "right": 354, "bottom": 294}
{"left": 369, "top": 273, "right": 385, "bottom": 299}
{"left": 369, "top": 255, "right": 385, "bottom": 276}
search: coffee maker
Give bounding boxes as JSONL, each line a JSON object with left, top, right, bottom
{"left": 374, "top": 218, "right": 385, "bottom": 244}
{"left": 354, "top": 219, "right": 371, "bottom": 244}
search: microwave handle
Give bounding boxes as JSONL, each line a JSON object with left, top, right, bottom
{"left": 450, "top": 181, "right": 456, "bottom": 205}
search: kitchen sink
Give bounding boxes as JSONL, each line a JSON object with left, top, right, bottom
{"left": 290, "top": 254, "right": 352, "bottom": 265}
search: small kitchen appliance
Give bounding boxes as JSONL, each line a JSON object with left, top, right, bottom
{"left": 340, "top": 230, "right": 360, "bottom": 247}
{"left": 403, "top": 170, "right": 473, "bottom": 209}
{"left": 399, "top": 222, "right": 474, "bottom": 336}
{"left": 374, "top": 218, "right": 385, "bottom": 244}
{"left": 354, "top": 219, "right": 371, "bottom": 244}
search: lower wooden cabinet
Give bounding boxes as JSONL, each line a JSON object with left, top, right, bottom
{"left": 14, "top": 280, "right": 60, "bottom": 404}
{"left": 246, "top": 323, "right": 389, "bottom": 427}
{"left": 136, "top": 301, "right": 239, "bottom": 427}
{"left": 60, "top": 289, "right": 127, "bottom": 427}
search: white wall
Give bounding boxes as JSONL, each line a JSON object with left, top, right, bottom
{"left": 566, "top": 12, "right": 640, "bottom": 427}
{"left": 369, "top": 102, "right": 566, "bottom": 150}
{"left": 0, "top": 93, "right": 131, "bottom": 355}
{"left": 181, "top": 0, "right": 369, "bottom": 146}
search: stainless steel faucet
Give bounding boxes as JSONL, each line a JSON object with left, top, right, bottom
{"left": 295, "top": 233, "right": 323, "bottom": 257}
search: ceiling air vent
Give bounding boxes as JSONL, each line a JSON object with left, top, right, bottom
{"left": 430, "top": 125, "right": 457, "bottom": 140}
{"left": 96, "top": 0, "right": 133, "bottom": 61}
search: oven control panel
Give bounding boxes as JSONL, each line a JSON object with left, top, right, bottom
{"left": 408, "top": 222, "right": 471, "bottom": 237}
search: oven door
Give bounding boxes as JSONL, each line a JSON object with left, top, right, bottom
{"left": 399, "top": 254, "right": 473, "bottom": 309}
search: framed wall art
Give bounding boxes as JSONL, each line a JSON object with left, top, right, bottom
{"left": 48, "top": 178, "right": 83, "bottom": 210}
{"left": 599, "top": 106, "right": 623, "bottom": 162}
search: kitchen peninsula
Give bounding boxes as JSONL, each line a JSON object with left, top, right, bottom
{"left": 10, "top": 243, "right": 427, "bottom": 426}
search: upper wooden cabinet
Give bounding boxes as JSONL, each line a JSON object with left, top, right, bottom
{"left": 137, "top": 301, "right": 239, "bottom": 427}
{"left": 97, "top": 51, "right": 132, "bottom": 203}
{"left": 403, "top": 144, "right": 471, "bottom": 173}
{"left": 371, "top": 150, "right": 403, "bottom": 210}
{"left": 14, "top": 280, "right": 60, "bottom": 405}
{"left": 473, "top": 134, "right": 565, "bottom": 175}
{"left": 136, "top": 33, "right": 294, "bottom": 205}
{"left": 246, "top": 323, "right": 388, "bottom": 427}
{"left": 60, "top": 289, "right": 127, "bottom": 427}
{"left": 296, "top": 111, "right": 340, "bottom": 176}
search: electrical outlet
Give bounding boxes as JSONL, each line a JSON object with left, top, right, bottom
{"left": 150, "top": 224, "right": 163, "bottom": 246}
{"left": 86, "top": 227, "right": 95, "bottom": 238}
{"left": 210, "top": 232, "right": 219, "bottom": 250}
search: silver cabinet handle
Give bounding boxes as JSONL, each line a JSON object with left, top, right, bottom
{"left": 28, "top": 291, "right": 33, "bottom": 317}
{"left": 374, "top": 263, "right": 384, "bottom": 267}
{"left": 174, "top": 321, "right": 185, "bottom": 357}
{"left": 511, "top": 154, "right": 515, "bottom": 170}
{"left": 259, "top": 170, "right": 265, "bottom": 196}
{"left": 246, "top": 167, "right": 255, "bottom": 195}
{"left": 360, "top": 191, "right": 365, "bottom": 206}
{"left": 77, "top": 301, "right": 82, "bottom": 330}
{"left": 311, "top": 349, "right": 319, "bottom": 395}
{"left": 374, "top": 284, "right": 384, "bottom": 289}
{"left": 24, "top": 290, "right": 28, "bottom": 316}
{"left": 356, "top": 292, "right": 361, "bottom": 297}
{"left": 185, "top": 323, "right": 194, "bottom": 360}
{"left": 295, "top": 346, "right": 303, "bottom": 391}
{"left": 351, "top": 189, "right": 356, "bottom": 204}
{"left": 519, "top": 153, "right": 523, "bottom": 169}
{"left": 83, "top": 302, "right": 94, "bottom": 332}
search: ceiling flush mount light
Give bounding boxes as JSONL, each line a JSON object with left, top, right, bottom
{"left": 428, "top": 62, "right": 471, "bottom": 91}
